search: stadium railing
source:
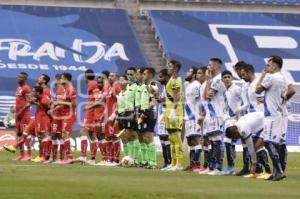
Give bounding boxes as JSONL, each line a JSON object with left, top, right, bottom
{"left": 140, "top": 0, "right": 300, "bottom": 5}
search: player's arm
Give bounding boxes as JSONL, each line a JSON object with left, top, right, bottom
{"left": 255, "top": 69, "right": 268, "bottom": 94}
{"left": 16, "top": 89, "right": 31, "bottom": 120}
{"left": 285, "top": 84, "right": 296, "bottom": 101}
{"left": 204, "top": 71, "right": 213, "bottom": 100}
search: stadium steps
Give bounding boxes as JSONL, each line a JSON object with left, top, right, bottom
{"left": 116, "top": 0, "right": 167, "bottom": 70}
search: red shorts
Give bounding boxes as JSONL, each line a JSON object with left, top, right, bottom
{"left": 82, "top": 109, "right": 95, "bottom": 131}
{"left": 27, "top": 119, "right": 36, "bottom": 136}
{"left": 16, "top": 111, "right": 31, "bottom": 135}
{"left": 62, "top": 116, "right": 75, "bottom": 134}
{"left": 36, "top": 115, "right": 50, "bottom": 134}
{"left": 104, "top": 120, "right": 119, "bottom": 137}
{"left": 52, "top": 119, "right": 62, "bottom": 134}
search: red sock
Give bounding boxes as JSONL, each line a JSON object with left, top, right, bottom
{"left": 14, "top": 134, "right": 26, "bottom": 148}
{"left": 41, "top": 140, "right": 49, "bottom": 159}
{"left": 98, "top": 140, "right": 107, "bottom": 161}
{"left": 90, "top": 141, "right": 97, "bottom": 160}
{"left": 52, "top": 140, "right": 58, "bottom": 161}
{"left": 59, "top": 140, "right": 65, "bottom": 160}
{"left": 38, "top": 140, "right": 43, "bottom": 157}
{"left": 19, "top": 141, "right": 25, "bottom": 157}
{"left": 106, "top": 141, "right": 113, "bottom": 162}
{"left": 46, "top": 140, "right": 52, "bottom": 160}
{"left": 112, "top": 140, "right": 121, "bottom": 163}
{"left": 81, "top": 136, "right": 88, "bottom": 157}
{"left": 64, "top": 139, "right": 73, "bottom": 159}
{"left": 25, "top": 136, "right": 32, "bottom": 157}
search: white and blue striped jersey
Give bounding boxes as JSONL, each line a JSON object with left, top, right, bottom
{"left": 184, "top": 80, "right": 201, "bottom": 121}
{"left": 261, "top": 72, "right": 288, "bottom": 117}
{"left": 236, "top": 112, "right": 264, "bottom": 139}
{"left": 247, "top": 77, "right": 264, "bottom": 113}
{"left": 224, "top": 83, "right": 242, "bottom": 118}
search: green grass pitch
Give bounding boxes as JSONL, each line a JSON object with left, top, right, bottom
{"left": 0, "top": 151, "right": 300, "bottom": 199}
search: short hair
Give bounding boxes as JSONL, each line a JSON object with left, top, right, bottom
{"left": 19, "top": 72, "right": 28, "bottom": 77}
{"left": 234, "top": 61, "right": 247, "bottom": 70}
{"left": 210, "top": 58, "right": 223, "bottom": 65}
{"left": 222, "top": 70, "right": 233, "bottom": 77}
{"left": 169, "top": 60, "right": 182, "bottom": 72}
{"left": 137, "top": 67, "right": 147, "bottom": 74}
{"left": 159, "top": 69, "right": 168, "bottom": 77}
{"left": 244, "top": 64, "right": 255, "bottom": 74}
{"left": 101, "top": 70, "right": 110, "bottom": 78}
{"left": 41, "top": 74, "right": 50, "bottom": 84}
{"left": 198, "top": 66, "right": 207, "bottom": 74}
{"left": 33, "top": 86, "right": 43, "bottom": 94}
{"left": 62, "top": 72, "right": 72, "bottom": 81}
{"left": 190, "top": 66, "right": 198, "bottom": 75}
{"left": 85, "top": 69, "right": 95, "bottom": 80}
{"left": 126, "top": 67, "right": 136, "bottom": 73}
{"left": 55, "top": 74, "right": 61, "bottom": 79}
{"left": 268, "top": 55, "right": 283, "bottom": 69}
{"left": 145, "top": 67, "right": 156, "bottom": 77}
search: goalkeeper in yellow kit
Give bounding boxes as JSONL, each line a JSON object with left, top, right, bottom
{"left": 164, "top": 60, "right": 184, "bottom": 171}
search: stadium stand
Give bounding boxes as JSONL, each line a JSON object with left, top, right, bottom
{"left": 141, "top": 0, "right": 300, "bottom": 5}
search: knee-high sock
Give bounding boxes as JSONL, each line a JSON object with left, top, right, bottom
{"left": 189, "top": 146, "right": 195, "bottom": 166}
{"left": 168, "top": 133, "right": 176, "bottom": 166}
{"left": 224, "top": 137, "right": 235, "bottom": 167}
{"left": 132, "top": 139, "right": 140, "bottom": 161}
{"left": 98, "top": 139, "right": 108, "bottom": 161}
{"left": 211, "top": 138, "right": 223, "bottom": 171}
{"left": 52, "top": 139, "right": 58, "bottom": 161}
{"left": 80, "top": 136, "right": 88, "bottom": 157}
{"left": 122, "top": 142, "right": 129, "bottom": 157}
{"left": 265, "top": 142, "right": 283, "bottom": 175}
{"left": 59, "top": 139, "right": 65, "bottom": 160}
{"left": 279, "top": 143, "right": 287, "bottom": 172}
{"left": 242, "top": 145, "right": 251, "bottom": 172}
{"left": 256, "top": 148, "right": 272, "bottom": 174}
{"left": 140, "top": 142, "right": 148, "bottom": 164}
{"left": 25, "top": 135, "right": 32, "bottom": 157}
{"left": 173, "top": 131, "right": 183, "bottom": 166}
{"left": 90, "top": 140, "right": 98, "bottom": 160}
{"left": 194, "top": 144, "right": 202, "bottom": 166}
{"left": 203, "top": 146, "right": 210, "bottom": 168}
{"left": 147, "top": 142, "right": 157, "bottom": 165}
{"left": 106, "top": 141, "right": 113, "bottom": 162}
{"left": 64, "top": 139, "right": 73, "bottom": 159}
{"left": 112, "top": 140, "right": 121, "bottom": 163}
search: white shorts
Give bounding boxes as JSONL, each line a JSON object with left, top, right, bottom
{"left": 184, "top": 120, "right": 201, "bottom": 138}
{"left": 261, "top": 115, "right": 284, "bottom": 143}
{"left": 157, "top": 122, "right": 168, "bottom": 136}
{"left": 280, "top": 115, "right": 288, "bottom": 143}
{"left": 203, "top": 115, "right": 221, "bottom": 136}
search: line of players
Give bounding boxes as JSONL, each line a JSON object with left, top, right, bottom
{"left": 4, "top": 55, "right": 295, "bottom": 181}
{"left": 173, "top": 56, "right": 295, "bottom": 181}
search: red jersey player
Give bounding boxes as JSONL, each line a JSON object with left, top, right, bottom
{"left": 102, "top": 71, "right": 121, "bottom": 166}
{"left": 76, "top": 69, "right": 98, "bottom": 164}
{"left": 4, "top": 72, "right": 32, "bottom": 160}
{"left": 53, "top": 73, "right": 77, "bottom": 164}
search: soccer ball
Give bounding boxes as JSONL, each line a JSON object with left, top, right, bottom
{"left": 121, "top": 156, "right": 134, "bottom": 167}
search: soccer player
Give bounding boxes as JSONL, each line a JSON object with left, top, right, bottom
{"left": 196, "top": 66, "right": 211, "bottom": 174}
{"left": 164, "top": 60, "right": 184, "bottom": 171}
{"left": 49, "top": 74, "right": 66, "bottom": 164}
{"left": 183, "top": 67, "right": 203, "bottom": 172}
{"left": 138, "top": 67, "right": 158, "bottom": 169}
{"left": 6, "top": 72, "right": 31, "bottom": 160}
{"left": 75, "top": 69, "right": 98, "bottom": 165}
{"left": 123, "top": 67, "right": 140, "bottom": 164}
{"left": 88, "top": 75, "right": 107, "bottom": 164}
{"left": 204, "top": 58, "right": 226, "bottom": 175}
{"left": 256, "top": 55, "right": 288, "bottom": 181}
{"left": 219, "top": 70, "right": 241, "bottom": 176}
{"left": 157, "top": 69, "right": 172, "bottom": 170}
{"left": 134, "top": 67, "right": 146, "bottom": 166}
{"left": 225, "top": 112, "right": 267, "bottom": 177}
{"left": 103, "top": 72, "right": 122, "bottom": 166}
{"left": 31, "top": 85, "right": 51, "bottom": 161}
{"left": 233, "top": 61, "right": 252, "bottom": 176}
{"left": 54, "top": 72, "right": 77, "bottom": 164}
{"left": 34, "top": 74, "right": 52, "bottom": 162}
{"left": 240, "top": 64, "right": 272, "bottom": 178}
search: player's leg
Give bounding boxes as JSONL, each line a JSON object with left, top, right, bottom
{"left": 279, "top": 115, "right": 288, "bottom": 174}
{"left": 190, "top": 135, "right": 202, "bottom": 172}
{"left": 208, "top": 131, "right": 223, "bottom": 175}
{"left": 62, "top": 116, "right": 75, "bottom": 164}
{"left": 198, "top": 136, "right": 211, "bottom": 174}
{"left": 220, "top": 132, "right": 235, "bottom": 176}
{"left": 159, "top": 135, "right": 171, "bottom": 170}
{"left": 235, "top": 139, "right": 251, "bottom": 176}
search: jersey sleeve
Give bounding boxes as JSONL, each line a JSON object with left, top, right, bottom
{"left": 261, "top": 74, "right": 273, "bottom": 89}
{"left": 69, "top": 88, "right": 77, "bottom": 100}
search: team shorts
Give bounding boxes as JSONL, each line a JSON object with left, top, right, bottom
{"left": 261, "top": 115, "right": 284, "bottom": 143}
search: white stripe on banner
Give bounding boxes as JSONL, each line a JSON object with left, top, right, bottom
{"left": 0, "top": 96, "right": 16, "bottom": 100}
{"left": 0, "top": 100, "right": 15, "bottom": 104}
